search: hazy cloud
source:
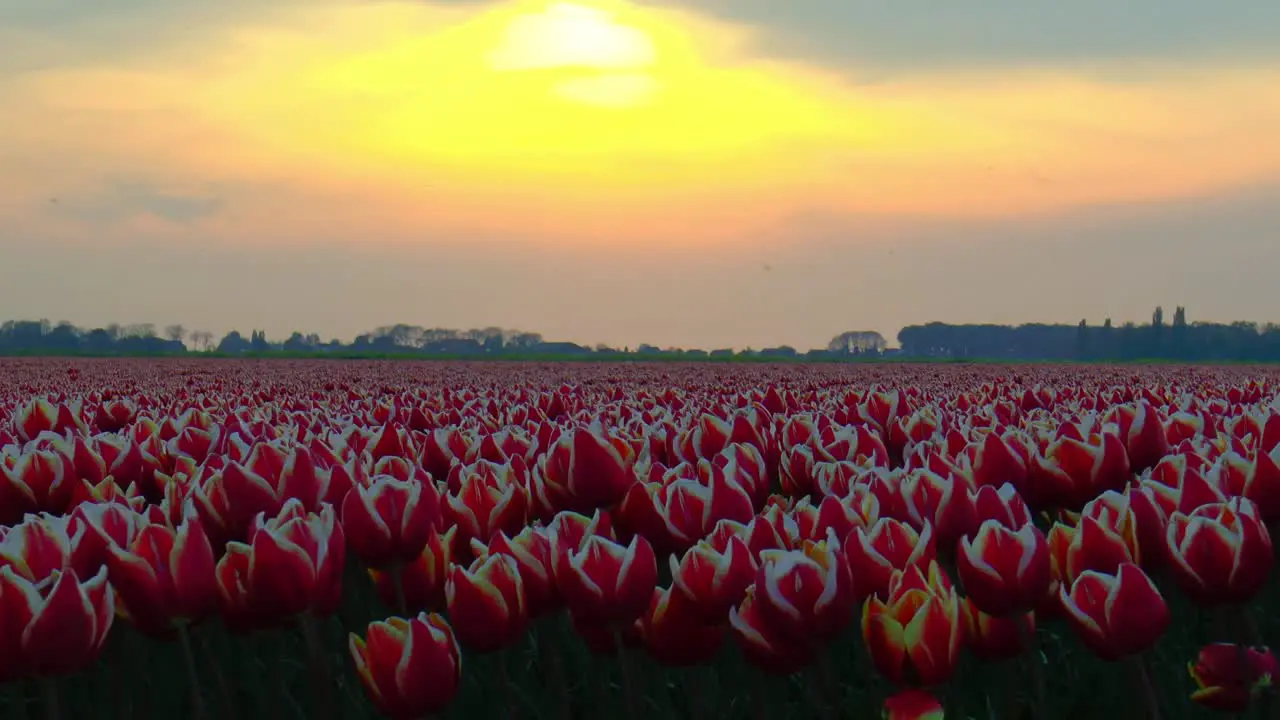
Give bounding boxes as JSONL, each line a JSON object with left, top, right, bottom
{"left": 638, "top": 0, "right": 1280, "bottom": 70}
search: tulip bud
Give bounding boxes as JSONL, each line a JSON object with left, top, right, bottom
{"left": 342, "top": 475, "right": 441, "bottom": 568}
{"left": 555, "top": 533, "right": 656, "bottom": 627}
{"left": 1060, "top": 563, "right": 1170, "bottom": 661}
{"left": 883, "top": 689, "right": 946, "bottom": 720}
{"left": 862, "top": 563, "right": 964, "bottom": 687}
{"left": 1165, "top": 498, "right": 1273, "bottom": 606}
{"left": 1189, "top": 643, "right": 1279, "bottom": 713}
{"left": 957, "top": 519, "right": 1051, "bottom": 617}
{"left": 445, "top": 554, "right": 528, "bottom": 653}
{"left": 349, "top": 613, "right": 461, "bottom": 718}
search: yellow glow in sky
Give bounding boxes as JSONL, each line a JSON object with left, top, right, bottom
{"left": 3, "top": 0, "right": 1280, "bottom": 249}
{"left": 489, "top": 2, "right": 661, "bottom": 106}
{"left": 489, "top": 2, "right": 657, "bottom": 72}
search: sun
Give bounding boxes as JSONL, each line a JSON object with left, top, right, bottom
{"left": 487, "top": 1, "right": 660, "bottom": 107}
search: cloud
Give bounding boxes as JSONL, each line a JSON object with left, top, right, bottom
{"left": 47, "top": 180, "right": 224, "bottom": 226}
{"left": 5, "top": 0, "right": 1277, "bottom": 78}
{"left": 2, "top": 0, "right": 1280, "bottom": 255}
{"left": 1, "top": 182, "right": 1276, "bottom": 350}
{"left": 636, "top": 0, "right": 1280, "bottom": 71}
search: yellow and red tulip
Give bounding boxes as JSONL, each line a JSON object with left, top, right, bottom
{"left": 862, "top": 563, "right": 964, "bottom": 687}
{"left": 1189, "top": 643, "right": 1279, "bottom": 713}
{"left": 349, "top": 612, "right": 462, "bottom": 719}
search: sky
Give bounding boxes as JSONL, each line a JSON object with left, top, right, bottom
{"left": 1, "top": 0, "right": 1278, "bottom": 351}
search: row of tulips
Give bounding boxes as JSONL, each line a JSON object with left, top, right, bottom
{"left": 0, "top": 359, "right": 1279, "bottom": 718}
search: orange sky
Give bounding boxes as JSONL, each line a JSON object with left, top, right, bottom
{"left": 1, "top": 0, "right": 1279, "bottom": 348}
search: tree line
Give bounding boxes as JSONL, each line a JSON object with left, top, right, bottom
{"left": 0, "top": 308, "right": 1277, "bottom": 361}
{"left": 896, "top": 307, "right": 1280, "bottom": 362}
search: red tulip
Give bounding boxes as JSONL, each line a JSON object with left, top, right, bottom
{"left": 532, "top": 422, "right": 636, "bottom": 516}
{"left": 0, "top": 565, "right": 114, "bottom": 680}
{"left": 444, "top": 460, "right": 530, "bottom": 555}
{"left": 793, "top": 487, "right": 881, "bottom": 545}
{"left": 555, "top": 532, "right": 656, "bottom": 626}
{"left": 445, "top": 554, "right": 528, "bottom": 653}
{"left": 670, "top": 534, "right": 755, "bottom": 622}
{"left": 845, "top": 517, "right": 936, "bottom": 601}
{"left": 862, "top": 563, "right": 964, "bottom": 686}
{"left": 1113, "top": 401, "right": 1170, "bottom": 473}
{"left": 961, "top": 598, "right": 1033, "bottom": 662}
{"left": 1165, "top": 497, "right": 1273, "bottom": 605}
{"left": 371, "top": 527, "right": 456, "bottom": 614}
{"left": 342, "top": 474, "right": 441, "bottom": 568}
{"left": 106, "top": 509, "right": 218, "bottom": 634}
{"left": 901, "top": 469, "right": 977, "bottom": 550}
{"left": 1210, "top": 449, "right": 1280, "bottom": 523}
{"left": 349, "top": 613, "right": 461, "bottom": 719}
{"left": 1059, "top": 563, "right": 1169, "bottom": 660}
{"left": 0, "top": 448, "right": 72, "bottom": 518}
{"left": 1189, "top": 643, "right": 1279, "bottom": 713}
{"left": 957, "top": 519, "right": 1051, "bottom": 617}
{"left": 1046, "top": 513, "right": 1139, "bottom": 588}
{"left": 474, "top": 527, "right": 557, "bottom": 618}
{"left": 214, "top": 500, "right": 345, "bottom": 622}
{"left": 969, "top": 430, "right": 1030, "bottom": 491}
{"left": 729, "top": 585, "right": 817, "bottom": 675}
{"left": 1030, "top": 431, "right": 1130, "bottom": 510}
{"left": 883, "top": 689, "right": 946, "bottom": 720}
{"left": 637, "top": 584, "right": 725, "bottom": 667}
{"left": 970, "top": 483, "right": 1034, "bottom": 531}
{"left": 752, "top": 532, "right": 855, "bottom": 641}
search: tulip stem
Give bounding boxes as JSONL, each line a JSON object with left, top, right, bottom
{"left": 1130, "top": 654, "right": 1162, "bottom": 720}
{"left": 613, "top": 628, "right": 638, "bottom": 720}
{"left": 177, "top": 624, "right": 207, "bottom": 720}
{"left": 535, "top": 619, "right": 572, "bottom": 720}
{"left": 1018, "top": 620, "right": 1046, "bottom": 720}
{"left": 390, "top": 563, "right": 407, "bottom": 616}
{"left": 38, "top": 677, "right": 59, "bottom": 720}
{"left": 498, "top": 651, "right": 518, "bottom": 719}
{"left": 811, "top": 654, "right": 838, "bottom": 720}
{"left": 298, "top": 614, "right": 336, "bottom": 720}
{"left": 9, "top": 685, "right": 30, "bottom": 720}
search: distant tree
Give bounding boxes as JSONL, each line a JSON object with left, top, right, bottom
{"left": 189, "top": 330, "right": 214, "bottom": 351}
{"left": 216, "top": 331, "right": 251, "bottom": 354}
{"left": 827, "top": 330, "right": 887, "bottom": 355}
{"left": 164, "top": 324, "right": 187, "bottom": 345}
{"left": 249, "top": 330, "right": 271, "bottom": 352}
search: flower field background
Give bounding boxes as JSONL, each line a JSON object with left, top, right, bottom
{"left": 2, "top": 357, "right": 1279, "bottom": 719}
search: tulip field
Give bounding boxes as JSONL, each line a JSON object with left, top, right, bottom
{"left": 4, "top": 358, "right": 1280, "bottom": 719}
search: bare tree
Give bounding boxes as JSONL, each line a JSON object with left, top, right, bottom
{"left": 189, "top": 330, "right": 213, "bottom": 351}
{"left": 123, "top": 323, "right": 156, "bottom": 339}
{"left": 164, "top": 324, "right": 187, "bottom": 344}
